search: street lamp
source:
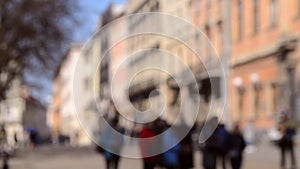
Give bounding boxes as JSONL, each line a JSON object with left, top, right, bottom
{"left": 250, "top": 73, "right": 261, "bottom": 90}
{"left": 233, "top": 77, "right": 244, "bottom": 93}
{"left": 233, "top": 77, "right": 245, "bottom": 121}
{"left": 250, "top": 73, "right": 261, "bottom": 120}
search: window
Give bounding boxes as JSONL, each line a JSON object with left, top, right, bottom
{"left": 196, "top": 0, "right": 201, "bottom": 12}
{"left": 238, "top": 0, "right": 243, "bottom": 40}
{"left": 207, "top": 0, "right": 212, "bottom": 9}
{"left": 270, "top": 0, "right": 278, "bottom": 26}
{"left": 218, "top": 21, "right": 224, "bottom": 54}
{"left": 205, "top": 25, "right": 211, "bottom": 39}
{"left": 205, "top": 25, "right": 211, "bottom": 59}
{"left": 253, "top": 0, "right": 259, "bottom": 33}
{"left": 253, "top": 83, "right": 262, "bottom": 119}
{"left": 219, "top": 0, "right": 223, "bottom": 13}
{"left": 298, "top": 0, "right": 300, "bottom": 16}
{"left": 271, "top": 82, "right": 278, "bottom": 114}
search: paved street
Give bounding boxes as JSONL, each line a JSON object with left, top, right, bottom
{"left": 4, "top": 142, "right": 299, "bottom": 169}
{"left": 7, "top": 145, "right": 142, "bottom": 169}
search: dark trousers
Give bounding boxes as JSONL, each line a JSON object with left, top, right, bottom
{"left": 203, "top": 150, "right": 217, "bottom": 169}
{"left": 203, "top": 151, "right": 227, "bottom": 169}
{"left": 106, "top": 155, "right": 120, "bottom": 169}
{"left": 230, "top": 156, "right": 242, "bottom": 169}
{"left": 280, "top": 142, "right": 296, "bottom": 168}
{"left": 143, "top": 161, "right": 156, "bottom": 169}
{"left": 219, "top": 153, "right": 227, "bottom": 169}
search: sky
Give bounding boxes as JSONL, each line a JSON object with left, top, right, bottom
{"left": 34, "top": 0, "right": 127, "bottom": 105}
{"left": 74, "top": 0, "right": 127, "bottom": 42}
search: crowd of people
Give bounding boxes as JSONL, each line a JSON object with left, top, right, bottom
{"left": 200, "top": 117, "right": 246, "bottom": 169}
{"left": 97, "top": 110, "right": 298, "bottom": 169}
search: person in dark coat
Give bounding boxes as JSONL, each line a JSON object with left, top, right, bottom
{"left": 179, "top": 124, "right": 195, "bottom": 169}
{"left": 153, "top": 118, "right": 168, "bottom": 168}
{"left": 228, "top": 124, "right": 246, "bottom": 169}
{"left": 201, "top": 117, "right": 229, "bottom": 169}
{"left": 201, "top": 117, "right": 218, "bottom": 169}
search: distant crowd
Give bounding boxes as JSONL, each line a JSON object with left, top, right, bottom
{"left": 97, "top": 110, "right": 298, "bottom": 169}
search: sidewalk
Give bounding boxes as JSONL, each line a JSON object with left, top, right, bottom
{"left": 193, "top": 141, "right": 299, "bottom": 169}
{"left": 6, "top": 141, "right": 299, "bottom": 169}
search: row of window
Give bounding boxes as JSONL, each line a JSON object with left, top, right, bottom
{"left": 237, "top": 0, "right": 300, "bottom": 40}
{"left": 234, "top": 81, "right": 278, "bottom": 120}
{"left": 238, "top": 0, "right": 277, "bottom": 40}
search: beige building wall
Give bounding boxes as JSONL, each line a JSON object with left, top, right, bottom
{"left": 0, "top": 78, "right": 25, "bottom": 146}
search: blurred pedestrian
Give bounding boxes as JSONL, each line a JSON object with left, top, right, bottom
{"left": 228, "top": 124, "right": 246, "bottom": 169}
{"left": 100, "top": 116, "right": 124, "bottom": 169}
{"left": 277, "top": 111, "right": 297, "bottom": 169}
{"left": 139, "top": 123, "right": 159, "bottom": 169}
{"left": 153, "top": 118, "right": 168, "bottom": 168}
{"left": 162, "top": 127, "right": 181, "bottom": 169}
{"left": 0, "top": 126, "right": 6, "bottom": 144}
{"left": 244, "top": 120, "right": 257, "bottom": 153}
{"left": 216, "top": 123, "right": 229, "bottom": 169}
{"left": 2, "top": 153, "right": 9, "bottom": 169}
{"left": 201, "top": 117, "right": 229, "bottom": 169}
{"left": 0, "top": 126, "right": 9, "bottom": 169}
{"left": 178, "top": 123, "right": 195, "bottom": 169}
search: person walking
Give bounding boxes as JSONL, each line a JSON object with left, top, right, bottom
{"left": 244, "top": 120, "right": 257, "bottom": 153}
{"left": 139, "top": 123, "right": 159, "bottom": 169}
{"left": 228, "top": 124, "right": 246, "bottom": 169}
{"left": 178, "top": 123, "right": 195, "bottom": 169}
{"left": 100, "top": 117, "right": 124, "bottom": 169}
{"left": 277, "top": 111, "right": 297, "bottom": 169}
{"left": 201, "top": 117, "right": 229, "bottom": 169}
{"left": 162, "top": 127, "right": 181, "bottom": 169}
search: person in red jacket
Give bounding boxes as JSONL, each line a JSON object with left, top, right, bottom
{"left": 139, "top": 123, "right": 159, "bottom": 169}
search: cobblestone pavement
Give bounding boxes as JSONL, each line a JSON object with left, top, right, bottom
{"left": 3, "top": 142, "right": 299, "bottom": 169}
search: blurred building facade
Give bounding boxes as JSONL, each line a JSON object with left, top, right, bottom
{"left": 98, "top": 4, "right": 125, "bottom": 118}
{"left": 0, "top": 78, "right": 25, "bottom": 146}
{"left": 48, "top": 43, "right": 98, "bottom": 146}
{"left": 73, "top": 40, "right": 100, "bottom": 145}
{"left": 123, "top": 0, "right": 228, "bottom": 126}
{"left": 229, "top": 0, "right": 300, "bottom": 130}
{"left": 126, "top": 0, "right": 167, "bottom": 124}
{"left": 54, "top": 0, "right": 300, "bottom": 142}
{"left": 0, "top": 79, "right": 50, "bottom": 146}
{"left": 22, "top": 94, "right": 50, "bottom": 142}
{"left": 99, "top": 0, "right": 300, "bottom": 131}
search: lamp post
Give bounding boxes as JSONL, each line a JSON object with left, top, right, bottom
{"left": 233, "top": 77, "right": 245, "bottom": 121}
{"left": 250, "top": 73, "right": 261, "bottom": 120}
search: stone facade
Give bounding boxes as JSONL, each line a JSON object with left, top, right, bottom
{"left": 230, "top": 0, "right": 300, "bottom": 130}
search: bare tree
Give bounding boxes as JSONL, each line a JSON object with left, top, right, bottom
{"left": 0, "top": 0, "right": 78, "bottom": 100}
